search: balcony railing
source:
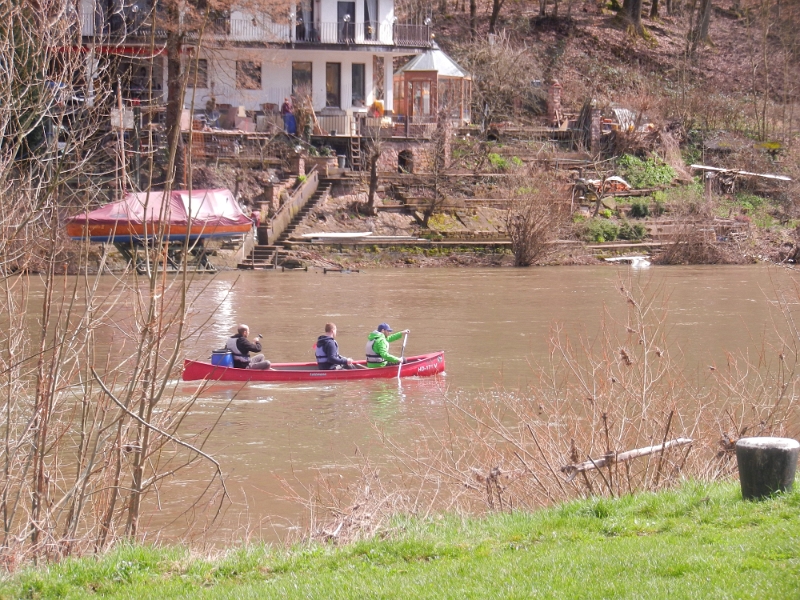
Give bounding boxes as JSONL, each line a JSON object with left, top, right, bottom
{"left": 81, "top": 7, "right": 95, "bottom": 36}
{"left": 392, "top": 24, "right": 433, "bottom": 47}
{"left": 294, "top": 21, "right": 431, "bottom": 46}
{"left": 223, "top": 18, "right": 290, "bottom": 42}
{"left": 312, "top": 113, "right": 443, "bottom": 139}
{"left": 82, "top": 12, "right": 431, "bottom": 47}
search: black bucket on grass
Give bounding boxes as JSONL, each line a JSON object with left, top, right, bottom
{"left": 736, "top": 437, "right": 799, "bottom": 500}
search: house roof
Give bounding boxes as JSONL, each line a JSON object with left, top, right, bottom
{"left": 395, "top": 45, "right": 471, "bottom": 79}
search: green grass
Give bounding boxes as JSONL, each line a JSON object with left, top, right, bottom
{"left": 3, "top": 481, "right": 799, "bottom": 599}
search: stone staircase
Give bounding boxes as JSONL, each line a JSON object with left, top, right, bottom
{"left": 238, "top": 180, "right": 332, "bottom": 270}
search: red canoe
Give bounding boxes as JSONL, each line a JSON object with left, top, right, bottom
{"left": 181, "top": 352, "right": 446, "bottom": 382}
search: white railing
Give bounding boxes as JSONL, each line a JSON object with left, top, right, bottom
{"left": 225, "top": 18, "right": 290, "bottom": 42}
{"left": 392, "top": 24, "right": 432, "bottom": 47}
{"left": 297, "top": 21, "right": 430, "bottom": 46}
{"left": 204, "top": 18, "right": 431, "bottom": 46}
{"left": 316, "top": 114, "right": 352, "bottom": 136}
{"left": 81, "top": 6, "right": 95, "bottom": 35}
{"left": 81, "top": 12, "right": 432, "bottom": 47}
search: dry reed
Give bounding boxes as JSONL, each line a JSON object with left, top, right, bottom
{"left": 280, "top": 275, "right": 798, "bottom": 545}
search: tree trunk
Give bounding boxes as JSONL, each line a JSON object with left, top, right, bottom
{"left": 366, "top": 145, "right": 380, "bottom": 215}
{"left": 539, "top": 0, "right": 547, "bottom": 17}
{"left": 165, "top": 31, "right": 186, "bottom": 188}
{"left": 650, "top": 0, "right": 660, "bottom": 18}
{"left": 489, "top": 0, "right": 504, "bottom": 33}
{"left": 623, "top": 0, "right": 643, "bottom": 33}
{"left": 470, "top": 0, "right": 477, "bottom": 38}
{"left": 697, "top": 0, "right": 712, "bottom": 41}
{"left": 689, "top": 0, "right": 712, "bottom": 53}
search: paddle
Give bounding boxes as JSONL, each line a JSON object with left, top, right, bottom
{"left": 397, "top": 330, "right": 409, "bottom": 380}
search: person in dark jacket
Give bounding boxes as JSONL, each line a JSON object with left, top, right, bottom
{"left": 315, "top": 323, "right": 354, "bottom": 370}
{"left": 226, "top": 324, "right": 271, "bottom": 369}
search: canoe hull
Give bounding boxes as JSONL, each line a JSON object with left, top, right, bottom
{"left": 181, "top": 352, "right": 446, "bottom": 382}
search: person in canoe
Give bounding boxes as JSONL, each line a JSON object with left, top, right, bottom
{"left": 365, "top": 323, "right": 410, "bottom": 368}
{"left": 227, "top": 324, "right": 271, "bottom": 369}
{"left": 315, "top": 323, "right": 355, "bottom": 370}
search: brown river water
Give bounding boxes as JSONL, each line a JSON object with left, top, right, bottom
{"left": 96, "top": 266, "right": 800, "bottom": 541}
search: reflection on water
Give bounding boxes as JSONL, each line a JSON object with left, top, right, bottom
{"left": 107, "top": 266, "right": 798, "bottom": 540}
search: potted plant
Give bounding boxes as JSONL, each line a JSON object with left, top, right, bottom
{"left": 305, "top": 146, "right": 338, "bottom": 176}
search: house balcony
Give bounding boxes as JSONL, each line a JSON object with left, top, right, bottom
{"left": 314, "top": 113, "right": 439, "bottom": 139}
{"left": 80, "top": 7, "right": 432, "bottom": 49}
{"left": 291, "top": 21, "right": 431, "bottom": 47}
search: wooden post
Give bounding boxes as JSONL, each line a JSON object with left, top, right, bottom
{"left": 735, "top": 437, "right": 799, "bottom": 500}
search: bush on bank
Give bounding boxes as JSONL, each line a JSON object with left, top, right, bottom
{"left": 2, "top": 481, "right": 798, "bottom": 599}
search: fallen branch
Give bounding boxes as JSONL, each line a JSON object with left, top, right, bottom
{"left": 561, "top": 438, "right": 694, "bottom": 482}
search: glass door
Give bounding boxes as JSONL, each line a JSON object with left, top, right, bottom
{"left": 326, "top": 63, "right": 341, "bottom": 107}
{"left": 337, "top": 1, "right": 355, "bottom": 43}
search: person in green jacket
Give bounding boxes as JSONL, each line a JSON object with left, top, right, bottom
{"left": 365, "top": 323, "right": 410, "bottom": 367}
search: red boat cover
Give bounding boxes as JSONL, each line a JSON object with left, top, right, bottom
{"left": 68, "top": 188, "right": 250, "bottom": 232}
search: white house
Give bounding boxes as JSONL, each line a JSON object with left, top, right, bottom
{"left": 78, "top": 0, "right": 432, "bottom": 117}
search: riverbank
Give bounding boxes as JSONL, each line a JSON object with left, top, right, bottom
{"left": 4, "top": 481, "right": 798, "bottom": 599}
{"left": 281, "top": 191, "right": 792, "bottom": 270}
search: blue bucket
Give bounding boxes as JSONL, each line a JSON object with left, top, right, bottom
{"left": 211, "top": 349, "right": 233, "bottom": 367}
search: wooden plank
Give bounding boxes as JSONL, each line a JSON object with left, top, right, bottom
{"left": 560, "top": 438, "right": 694, "bottom": 482}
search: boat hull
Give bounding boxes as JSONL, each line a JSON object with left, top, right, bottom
{"left": 182, "top": 352, "right": 445, "bottom": 382}
{"left": 65, "top": 222, "right": 252, "bottom": 243}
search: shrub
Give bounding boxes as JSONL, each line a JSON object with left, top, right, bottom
{"left": 488, "top": 153, "right": 509, "bottom": 171}
{"left": 618, "top": 220, "right": 647, "bottom": 241}
{"left": 629, "top": 199, "right": 650, "bottom": 218}
{"left": 736, "top": 193, "right": 767, "bottom": 213}
{"left": 582, "top": 219, "right": 619, "bottom": 243}
{"left": 599, "top": 208, "right": 614, "bottom": 219}
{"left": 618, "top": 155, "right": 676, "bottom": 189}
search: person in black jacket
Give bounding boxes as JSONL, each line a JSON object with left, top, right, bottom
{"left": 226, "top": 324, "right": 271, "bottom": 369}
{"left": 315, "top": 323, "right": 354, "bottom": 370}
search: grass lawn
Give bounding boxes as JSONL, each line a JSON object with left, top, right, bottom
{"left": 3, "top": 480, "right": 799, "bottom": 599}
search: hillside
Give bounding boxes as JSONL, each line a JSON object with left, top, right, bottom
{"left": 434, "top": 0, "right": 799, "bottom": 123}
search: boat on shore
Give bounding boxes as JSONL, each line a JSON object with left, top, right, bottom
{"left": 182, "top": 351, "right": 446, "bottom": 382}
{"left": 66, "top": 188, "right": 252, "bottom": 243}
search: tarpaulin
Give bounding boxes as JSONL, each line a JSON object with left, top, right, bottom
{"left": 67, "top": 188, "right": 253, "bottom": 242}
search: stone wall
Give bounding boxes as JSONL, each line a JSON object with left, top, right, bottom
{"left": 377, "top": 140, "right": 433, "bottom": 173}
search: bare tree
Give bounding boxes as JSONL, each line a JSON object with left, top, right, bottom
{"left": 366, "top": 135, "right": 384, "bottom": 215}
{"left": 0, "top": 0, "right": 231, "bottom": 563}
{"left": 469, "top": 0, "right": 477, "bottom": 39}
{"left": 688, "top": 0, "right": 713, "bottom": 54}
{"left": 505, "top": 171, "right": 569, "bottom": 266}
{"left": 421, "top": 109, "right": 451, "bottom": 227}
{"left": 622, "top": 0, "right": 645, "bottom": 35}
{"left": 488, "top": 0, "right": 507, "bottom": 33}
{"left": 650, "top": 0, "right": 661, "bottom": 18}
{"left": 452, "top": 32, "right": 544, "bottom": 131}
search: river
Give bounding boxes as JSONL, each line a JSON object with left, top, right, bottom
{"left": 144, "top": 264, "right": 796, "bottom": 542}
